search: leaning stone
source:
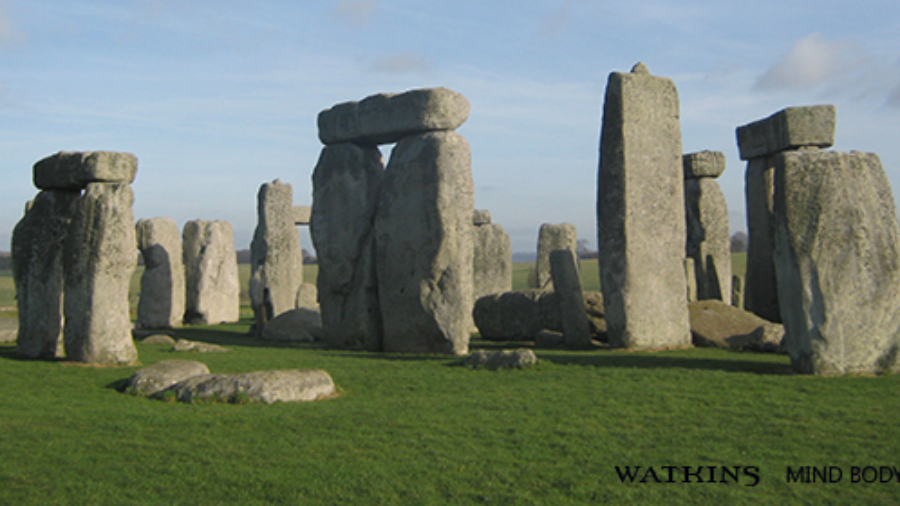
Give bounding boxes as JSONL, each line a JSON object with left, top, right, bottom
{"left": 171, "top": 339, "right": 230, "bottom": 353}
{"left": 534, "top": 223, "right": 577, "bottom": 290}
{"left": 33, "top": 151, "right": 138, "bottom": 190}
{"left": 136, "top": 217, "right": 185, "bottom": 329}
{"left": 773, "top": 150, "right": 900, "bottom": 375}
{"left": 736, "top": 105, "right": 836, "bottom": 161}
{"left": 688, "top": 299, "right": 783, "bottom": 351}
{"left": 550, "top": 249, "right": 592, "bottom": 347}
{"left": 473, "top": 223, "right": 513, "bottom": 300}
{"left": 12, "top": 190, "right": 79, "bottom": 359}
{"left": 182, "top": 220, "right": 240, "bottom": 325}
{"left": 474, "top": 291, "right": 543, "bottom": 341}
{"left": 473, "top": 209, "right": 492, "bottom": 226}
{"left": 683, "top": 150, "right": 726, "bottom": 179}
{"left": 139, "top": 334, "right": 176, "bottom": 345}
{"left": 292, "top": 206, "right": 311, "bottom": 226}
{"left": 63, "top": 183, "right": 138, "bottom": 365}
{"left": 375, "top": 131, "right": 474, "bottom": 355}
{"left": 462, "top": 349, "right": 537, "bottom": 370}
{"left": 311, "top": 143, "right": 384, "bottom": 350}
{"left": 597, "top": 63, "right": 691, "bottom": 350}
{"left": 158, "top": 369, "right": 336, "bottom": 404}
{"left": 318, "top": 87, "right": 470, "bottom": 145}
{"left": 261, "top": 308, "right": 323, "bottom": 342}
{"left": 743, "top": 157, "right": 780, "bottom": 322}
{"left": 127, "top": 360, "right": 210, "bottom": 396}
{"left": 685, "top": 177, "right": 732, "bottom": 302}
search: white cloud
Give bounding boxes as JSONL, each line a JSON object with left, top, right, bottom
{"left": 537, "top": 0, "right": 585, "bottom": 38}
{"left": 755, "top": 33, "right": 848, "bottom": 90}
{"left": 333, "top": 0, "right": 378, "bottom": 28}
{"left": 368, "top": 53, "right": 431, "bottom": 75}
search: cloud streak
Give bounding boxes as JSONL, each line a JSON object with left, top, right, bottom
{"left": 333, "top": 0, "right": 378, "bottom": 28}
{"left": 368, "top": 52, "right": 431, "bottom": 75}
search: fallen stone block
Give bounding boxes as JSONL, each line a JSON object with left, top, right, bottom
{"left": 157, "top": 369, "right": 336, "bottom": 404}
{"left": 127, "top": 360, "right": 210, "bottom": 396}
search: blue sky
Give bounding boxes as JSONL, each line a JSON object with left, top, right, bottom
{"left": 1, "top": 1, "right": 899, "bottom": 254}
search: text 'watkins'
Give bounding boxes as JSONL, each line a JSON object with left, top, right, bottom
{"left": 615, "top": 466, "right": 760, "bottom": 487}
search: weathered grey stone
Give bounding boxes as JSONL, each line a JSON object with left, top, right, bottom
{"left": 683, "top": 150, "right": 726, "bottom": 179}
{"left": 684, "top": 257, "right": 697, "bottom": 302}
{"left": 158, "top": 369, "right": 336, "bottom": 404}
{"left": 136, "top": 217, "right": 185, "bottom": 329}
{"left": 63, "top": 183, "right": 138, "bottom": 365}
{"left": 473, "top": 223, "right": 513, "bottom": 299}
{"left": 685, "top": 177, "right": 732, "bottom": 302}
{"left": 597, "top": 63, "right": 691, "bottom": 350}
{"left": 292, "top": 206, "right": 311, "bottom": 225}
{"left": 533, "top": 330, "right": 565, "bottom": 348}
{"left": 462, "top": 349, "right": 537, "bottom": 370}
{"left": 736, "top": 105, "right": 836, "bottom": 161}
{"left": 12, "top": 190, "right": 79, "bottom": 359}
{"left": 261, "top": 308, "right": 323, "bottom": 342}
{"left": 473, "top": 291, "right": 543, "bottom": 341}
{"left": 534, "top": 223, "right": 577, "bottom": 290}
{"left": 582, "top": 290, "right": 607, "bottom": 338}
{"left": 183, "top": 220, "right": 240, "bottom": 325}
{"left": 375, "top": 131, "right": 474, "bottom": 355}
{"left": 732, "top": 275, "right": 745, "bottom": 309}
{"left": 773, "top": 150, "right": 900, "bottom": 375}
{"left": 33, "top": 151, "right": 137, "bottom": 190}
{"left": 250, "top": 180, "right": 304, "bottom": 328}
{"left": 295, "top": 283, "right": 318, "bottom": 310}
{"left": 473, "top": 209, "right": 492, "bottom": 226}
{"left": 688, "top": 299, "right": 784, "bottom": 352}
{"left": 311, "top": 143, "right": 384, "bottom": 350}
{"left": 318, "top": 87, "right": 470, "bottom": 145}
{"left": 0, "top": 319, "right": 18, "bottom": 344}
{"left": 171, "top": 339, "right": 230, "bottom": 353}
{"left": 127, "top": 360, "right": 210, "bottom": 396}
{"left": 139, "top": 334, "right": 176, "bottom": 345}
{"left": 744, "top": 157, "right": 781, "bottom": 322}
{"left": 550, "top": 249, "right": 592, "bottom": 347}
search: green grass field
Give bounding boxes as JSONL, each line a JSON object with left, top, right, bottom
{"left": 2, "top": 255, "right": 897, "bottom": 505}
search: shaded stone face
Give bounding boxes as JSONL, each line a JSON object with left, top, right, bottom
{"left": 63, "top": 183, "right": 138, "bottom": 365}
{"left": 182, "top": 220, "right": 240, "bottom": 325}
{"left": 136, "top": 217, "right": 185, "bottom": 330}
{"left": 317, "top": 87, "right": 470, "bottom": 145}
{"left": 473, "top": 223, "right": 513, "bottom": 300}
{"left": 736, "top": 105, "right": 836, "bottom": 161}
{"left": 33, "top": 151, "right": 138, "bottom": 190}
{"left": 534, "top": 223, "right": 577, "bottom": 291}
{"left": 684, "top": 177, "right": 732, "bottom": 302}
{"left": 12, "top": 190, "right": 80, "bottom": 359}
{"left": 549, "top": 249, "right": 592, "bottom": 347}
{"left": 596, "top": 64, "right": 690, "bottom": 350}
{"left": 311, "top": 143, "right": 384, "bottom": 350}
{"left": 773, "top": 150, "right": 900, "bottom": 375}
{"left": 375, "top": 130, "right": 474, "bottom": 355}
{"left": 743, "top": 157, "right": 781, "bottom": 322}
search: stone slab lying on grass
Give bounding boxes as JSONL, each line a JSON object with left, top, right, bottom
{"left": 462, "top": 349, "right": 537, "bottom": 370}
{"left": 140, "top": 334, "right": 176, "bottom": 345}
{"left": 127, "top": 360, "right": 210, "bottom": 396}
{"left": 261, "top": 308, "right": 323, "bottom": 342}
{"left": 171, "top": 339, "right": 229, "bottom": 353}
{"left": 688, "top": 299, "right": 784, "bottom": 353}
{"left": 157, "top": 369, "right": 336, "bottom": 404}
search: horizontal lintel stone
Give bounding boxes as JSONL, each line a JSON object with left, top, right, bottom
{"left": 736, "top": 105, "right": 836, "bottom": 161}
{"left": 34, "top": 151, "right": 137, "bottom": 190}
{"left": 683, "top": 150, "right": 725, "bottom": 179}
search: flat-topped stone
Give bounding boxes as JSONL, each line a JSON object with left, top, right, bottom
{"left": 318, "top": 87, "right": 470, "bottom": 145}
{"left": 736, "top": 105, "right": 836, "bottom": 161}
{"left": 683, "top": 150, "right": 725, "bottom": 179}
{"left": 34, "top": 151, "right": 137, "bottom": 190}
{"left": 473, "top": 209, "right": 492, "bottom": 226}
{"left": 127, "top": 360, "right": 210, "bottom": 396}
{"left": 157, "top": 369, "right": 336, "bottom": 404}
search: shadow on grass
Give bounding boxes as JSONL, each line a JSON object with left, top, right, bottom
{"left": 539, "top": 351, "right": 795, "bottom": 375}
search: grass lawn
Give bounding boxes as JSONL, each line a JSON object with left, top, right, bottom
{"left": 2, "top": 256, "right": 898, "bottom": 504}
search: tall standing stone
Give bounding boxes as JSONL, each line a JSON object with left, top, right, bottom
{"left": 136, "top": 217, "right": 185, "bottom": 329}
{"left": 311, "top": 143, "right": 384, "bottom": 350}
{"left": 183, "top": 220, "right": 240, "bottom": 325}
{"left": 773, "top": 150, "right": 900, "bottom": 375}
{"left": 473, "top": 220, "right": 513, "bottom": 300}
{"left": 596, "top": 62, "right": 690, "bottom": 349}
{"left": 550, "top": 249, "right": 592, "bottom": 347}
{"left": 63, "top": 183, "right": 138, "bottom": 364}
{"left": 683, "top": 150, "right": 731, "bottom": 302}
{"left": 375, "top": 131, "right": 474, "bottom": 354}
{"left": 534, "top": 223, "right": 577, "bottom": 290}
{"left": 12, "top": 190, "right": 80, "bottom": 359}
{"left": 249, "top": 180, "right": 304, "bottom": 328}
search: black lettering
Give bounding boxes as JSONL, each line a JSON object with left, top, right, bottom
{"left": 863, "top": 466, "right": 877, "bottom": 483}
{"left": 829, "top": 466, "right": 842, "bottom": 483}
{"left": 683, "top": 467, "right": 703, "bottom": 483}
{"left": 743, "top": 466, "right": 761, "bottom": 487}
{"left": 812, "top": 467, "right": 827, "bottom": 483}
{"left": 851, "top": 466, "right": 862, "bottom": 483}
{"left": 615, "top": 466, "right": 641, "bottom": 483}
{"left": 786, "top": 466, "right": 806, "bottom": 483}
{"left": 881, "top": 466, "right": 895, "bottom": 483}
{"left": 661, "top": 465, "right": 677, "bottom": 483}
{"left": 640, "top": 466, "right": 661, "bottom": 483}
{"left": 721, "top": 466, "right": 739, "bottom": 484}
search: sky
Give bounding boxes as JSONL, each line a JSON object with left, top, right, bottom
{"left": 1, "top": 1, "right": 899, "bottom": 254}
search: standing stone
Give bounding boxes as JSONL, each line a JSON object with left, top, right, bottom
{"left": 684, "top": 257, "right": 697, "bottom": 303}
{"left": 136, "top": 217, "right": 185, "bottom": 329}
{"left": 311, "top": 143, "right": 384, "bottom": 350}
{"left": 534, "top": 223, "right": 577, "bottom": 290}
{"left": 473, "top": 223, "right": 513, "bottom": 299}
{"left": 12, "top": 190, "right": 80, "bottom": 359}
{"left": 773, "top": 150, "right": 900, "bottom": 375}
{"left": 549, "top": 249, "right": 592, "bottom": 347}
{"left": 732, "top": 275, "right": 745, "bottom": 309}
{"left": 597, "top": 62, "right": 691, "bottom": 349}
{"left": 63, "top": 183, "right": 138, "bottom": 364}
{"left": 683, "top": 150, "right": 731, "bottom": 302}
{"left": 292, "top": 206, "right": 312, "bottom": 225}
{"left": 249, "top": 180, "right": 304, "bottom": 329}
{"left": 743, "top": 157, "right": 780, "bottom": 322}
{"left": 183, "top": 220, "right": 240, "bottom": 325}
{"left": 375, "top": 131, "right": 474, "bottom": 354}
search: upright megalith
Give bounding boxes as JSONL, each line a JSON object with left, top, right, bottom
{"left": 683, "top": 150, "right": 731, "bottom": 302}
{"left": 533, "top": 223, "right": 577, "bottom": 291}
{"left": 136, "top": 217, "right": 185, "bottom": 330}
{"left": 737, "top": 105, "right": 836, "bottom": 323}
{"left": 12, "top": 190, "right": 79, "bottom": 359}
{"left": 375, "top": 130, "right": 475, "bottom": 354}
{"left": 311, "top": 143, "right": 384, "bottom": 350}
{"left": 550, "top": 249, "right": 592, "bottom": 347}
{"left": 249, "top": 180, "right": 304, "bottom": 330}
{"left": 773, "top": 150, "right": 900, "bottom": 375}
{"left": 596, "top": 62, "right": 691, "bottom": 349}
{"left": 473, "top": 211, "right": 512, "bottom": 299}
{"left": 183, "top": 220, "right": 240, "bottom": 325}
{"left": 63, "top": 183, "right": 138, "bottom": 364}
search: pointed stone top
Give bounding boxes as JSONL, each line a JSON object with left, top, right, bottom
{"left": 631, "top": 62, "right": 649, "bottom": 74}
